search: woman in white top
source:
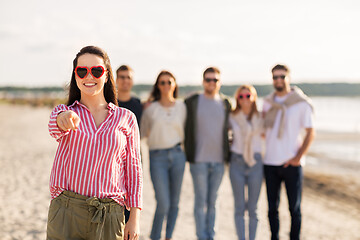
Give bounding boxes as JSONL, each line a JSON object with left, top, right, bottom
{"left": 140, "top": 70, "right": 186, "bottom": 240}
{"left": 229, "top": 85, "right": 264, "bottom": 240}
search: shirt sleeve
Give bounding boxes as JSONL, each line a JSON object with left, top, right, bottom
{"left": 139, "top": 105, "right": 151, "bottom": 139}
{"left": 181, "top": 101, "right": 187, "bottom": 127}
{"left": 48, "top": 104, "right": 70, "bottom": 142}
{"left": 301, "top": 103, "right": 314, "bottom": 129}
{"left": 124, "top": 112, "right": 143, "bottom": 209}
{"left": 262, "top": 100, "right": 272, "bottom": 114}
{"left": 228, "top": 115, "right": 235, "bottom": 129}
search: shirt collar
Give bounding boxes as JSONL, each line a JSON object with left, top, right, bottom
{"left": 70, "top": 100, "right": 117, "bottom": 112}
{"left": 107, "top": 102, "right": 117, "bottom": 111}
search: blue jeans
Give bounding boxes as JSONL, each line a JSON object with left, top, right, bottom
{"left": 190, "top": 162, "right": 225, "bottom": 240}
{"left": 264, "top": 165, "right": 303, "bottom": 240}
{"left": 149, "top": 144, "right": 186, "bottom": 240}
{"left": 229, "top": 152, "right": 263, "bottom": 240}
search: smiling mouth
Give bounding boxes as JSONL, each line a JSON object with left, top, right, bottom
{"left": 84, "top": 83, "right": 97, "bottom": 87}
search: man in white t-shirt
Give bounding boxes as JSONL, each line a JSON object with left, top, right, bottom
{"left": 262, "top": 64, "right": 315, "bottom": 240}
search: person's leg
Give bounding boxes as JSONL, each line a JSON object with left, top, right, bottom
{"left": 247, "top": 153, "right": 263, "bottom": 240}
{"left": 229, "top": 154, "right": 246, "bottom": 240}
{"left": 264, "top": 165, "right": 282, "bottom": 240}
{"left": 206, "top": 163, "right": 225, "bottom": 240}
{"left": 190, "top": 162, "right": 209, "bottom": 240}
{"left": 100, "top": 203, "right": 125, "bottom": 240}
{"left": 165, "top": 146, "right": 186, "bottom": 239}
{"left": 284, "top": 166, "right": 303, "bottom": 240}
{"left": 149, "top": 150, "right": 171, "bottom": 240}
{"left": 47, "top": 196, "right": 71, "bottom": 240}
{"left": 47, "top": 194, "right": 88, "bottom": 240}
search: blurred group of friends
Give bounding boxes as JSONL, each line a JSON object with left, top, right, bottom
{"left": 47, "top": 46, "right": 314, "bottom": 240}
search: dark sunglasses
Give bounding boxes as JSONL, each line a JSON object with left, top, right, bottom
{"left": 75, "top": 66, "right": 106, "bottom": 79}
{"left": 204, "top": 78, "right": 219, "bottom": 83}
{"left": 117, "top": 75, "right": 131, "bottom": 80}
{"left": 159, "top": 80, "right": 173, "bottom": 86}
{"left": 272, "top": 75, "right": 286, "bottom": 80}
{"left": 238, "top": 94, "right": 251, "bottom": 99}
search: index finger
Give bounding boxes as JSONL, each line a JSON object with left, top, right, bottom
{"left": 69, "top": 118, "right": 77, "bottom": 131}
{"left": 69, "top": 112, "right": 80, "bottom": 129}
{"left": 73, "top": 115, "right": 80, "bottom": 128}
{"left": 69, "top": 111, "right": 78, "bottom": 120}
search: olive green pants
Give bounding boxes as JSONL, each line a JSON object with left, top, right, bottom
{"left": 47, "top": 191, "right": 125, "bottom": 240}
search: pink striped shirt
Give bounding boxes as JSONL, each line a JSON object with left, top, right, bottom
{"left": 48, "top": 101, "right": 143, "bottom": 209}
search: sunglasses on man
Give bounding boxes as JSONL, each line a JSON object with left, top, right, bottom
{"left": 204, "top": 78, "right": 219, "bottom": 83}
{"left": 117, "top": 75, "right": 132, "bottom": 80}
{"left": 272, "top": 75, "right": 286, "bottom": 80}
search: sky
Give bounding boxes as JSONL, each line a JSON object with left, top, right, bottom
{"left": 1, "top": 0, "right": 360, "bottom": 86}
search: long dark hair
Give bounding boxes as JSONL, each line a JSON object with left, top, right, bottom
{"left": 67, "top": 46, "right": 117, "bottom": 106}
{"left": 149, "top": 70, "right": 178, "bottom": 101}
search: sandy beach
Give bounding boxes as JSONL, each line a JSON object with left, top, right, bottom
{"left": 0, "top": 104, "right": 359, "bottom": 240}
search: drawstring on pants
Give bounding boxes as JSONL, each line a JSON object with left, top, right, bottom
{"left": 86, "top": 197, "right": 107, "bottom": 240}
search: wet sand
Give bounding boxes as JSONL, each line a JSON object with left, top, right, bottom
{"left": 0, "top": 104, "right": 359, "bottom": 240}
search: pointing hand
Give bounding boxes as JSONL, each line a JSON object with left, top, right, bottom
{"left": 56, "top": 110, "right": 80, "bottom": 131}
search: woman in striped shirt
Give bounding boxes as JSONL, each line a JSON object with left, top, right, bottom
{"left": 140, "top": 71, "right": 186, "bottom": 240}
{"left": 47, "top": 46, "right": 142, "bottom": 240}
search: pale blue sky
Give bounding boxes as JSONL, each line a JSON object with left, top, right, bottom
{"left": 1, "top": 0, "right": 360, "bottom": 86}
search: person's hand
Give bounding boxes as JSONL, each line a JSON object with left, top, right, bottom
{"left": 56, "top": 110, "right": 80, "bottom": 132}
{"left": 124, "top": 208, "right": 140, "bottom": 240}
{"left": 283, "top": 156, "right": 301, "bottom": 168}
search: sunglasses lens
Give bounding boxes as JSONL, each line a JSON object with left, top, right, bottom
{"left": 273, "top": 75, "right": 286, "bottom": 80}
{"left": 238, "top": 94, "right": 251, "bottom": 99}
{"left": 76, "top": 67, "right": 88, "bottom": 78}
{"left": 159, "top": 80, "right": 172, "bottom": 86}
{"left": 119, "top": 75, "right": 130, "bottom": 80}
{"left": 205, "top": 78, "right": 218, "bottom": 83}
{"left": 91, "top": 67, "right": 105, "bottom": 78}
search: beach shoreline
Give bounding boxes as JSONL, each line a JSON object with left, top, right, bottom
{"left": 0, "top": 103, "right": 359, "bottom": 239}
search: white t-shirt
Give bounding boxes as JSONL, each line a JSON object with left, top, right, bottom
{"left": 229, "top": 113, "right": 263, "bottom": 155}
{"left": 140, "top": 100, "right": 186, "bottom": 150}
{"left": 263, "top": 94, "right": 314, "bottom": 166}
